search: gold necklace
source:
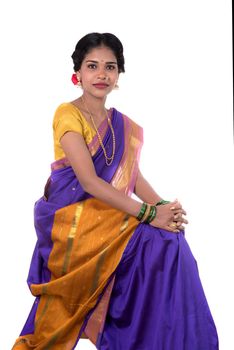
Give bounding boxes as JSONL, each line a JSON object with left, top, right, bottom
{"left": 81, "top": 96, "right": 116, "bottom": 166}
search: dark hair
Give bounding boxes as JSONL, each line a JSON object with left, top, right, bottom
{"left": 71, "top": 32, "right": 125, "bottom": 73}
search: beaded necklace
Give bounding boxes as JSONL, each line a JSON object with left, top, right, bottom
{"left": 81, "top": 96, "right": 116, "bottom": 166}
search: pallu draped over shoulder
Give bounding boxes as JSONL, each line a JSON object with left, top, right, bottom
{"left": 13, "top": 106, "right": 219, "bottom": 350}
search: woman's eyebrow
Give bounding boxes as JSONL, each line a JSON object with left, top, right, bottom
{"left": 85, "top": 60, "right": 117, "bottom": 64}
{"left": 106, "top": 61, "right": 117, "bottom": 64}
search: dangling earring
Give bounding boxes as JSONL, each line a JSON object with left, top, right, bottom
{"left": 71, "top": 73, "right": 82, "bottom": 87}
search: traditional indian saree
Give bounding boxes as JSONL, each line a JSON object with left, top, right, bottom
{"left": 13, "top": 108, "right": 219, "bottom": 350}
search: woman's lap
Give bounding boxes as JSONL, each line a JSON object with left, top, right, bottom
{"left": 98, "top": 224, "right": 218, "bottom": 350}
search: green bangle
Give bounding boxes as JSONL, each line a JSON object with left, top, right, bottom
{"left": 137, "top": 202, "right": 147, "bottom": 221}
{"left": 156, "top": 199, "right": 170, "bottom": 206}
{"left": 145, "top": 205, "right": 157, "bottom": 223}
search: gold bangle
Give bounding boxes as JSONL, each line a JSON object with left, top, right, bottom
{"left": 141, "top": 203, "right": 154, "bottom": 222}
{"left": 140, "top": 204, "right": 149, "bottom": 222}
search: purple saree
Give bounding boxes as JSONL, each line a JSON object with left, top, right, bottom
{"left": 13, "top": 108, "right": 218, "bottom": 350}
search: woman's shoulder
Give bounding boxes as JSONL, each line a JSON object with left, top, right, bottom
{"left": 52, "top": 102, "right": 86, "bottom": 139}
{"left": 53, "top": 102, "right": 83, "bottom": 123}
{"left": 54, "top": 102, "right": 82, "bottom": 116}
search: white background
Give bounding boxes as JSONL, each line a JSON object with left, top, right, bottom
{"left": 0, "top": 1, "right": 232, "bottom": 349}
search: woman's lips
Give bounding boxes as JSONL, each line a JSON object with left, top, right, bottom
{"left": 93, "top": 83, "right": 109, "bottom": 89}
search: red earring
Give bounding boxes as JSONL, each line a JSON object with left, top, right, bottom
{"left": 71, "top": 73, "right": 82, "bottom": 87}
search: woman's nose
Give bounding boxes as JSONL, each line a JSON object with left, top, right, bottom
{"left": 98, "top": 74, "right": 107, "bottom": 80}
{"left": 97, "top": 68, "right": 107, "bottom": 80}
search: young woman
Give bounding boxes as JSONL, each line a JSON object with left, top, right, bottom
{"left": 13, "top": 32, "right": 218, "bottom": 350}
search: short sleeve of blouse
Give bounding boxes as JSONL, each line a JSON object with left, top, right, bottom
{"left": 53, "top": 103, "right": 83, "bottom": 141}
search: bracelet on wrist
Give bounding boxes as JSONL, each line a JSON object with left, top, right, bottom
{"left": 137, "top": 202, "right": 147, "bottom": 221}
{"left": 137, "top": 202, "right": 157, "bottom": 224}
{"left": 141, "top": 203, "right": 151, "bottom": 222}
{"left": 155, "top": 199, "right": 170, "bottom": 206}
{"left": 145, "top": 205, "right": 157, "bottom": 223}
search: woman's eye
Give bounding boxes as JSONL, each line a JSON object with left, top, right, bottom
{"left": 87, "top": 64, "right": 97, "bottom": 69}
{"left": 106, "top": 65, "right": 116, "bottom": 70}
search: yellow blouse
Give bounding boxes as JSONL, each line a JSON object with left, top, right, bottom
{"left": 53, "top": 102, "right": 96, "bottom": 160}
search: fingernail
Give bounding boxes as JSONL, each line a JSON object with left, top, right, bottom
{"left": 170, "top": 206, "right": 175, "bottom": 210}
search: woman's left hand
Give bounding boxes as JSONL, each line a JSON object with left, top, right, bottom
{"left": 169, "top": 201, "right": 188, "bottom": 231}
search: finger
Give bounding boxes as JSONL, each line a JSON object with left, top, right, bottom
{"left": 174, "top": 213, "right": 185, "bottom": 219}
{"left": 172, "top": 208, "right": 187, "bottom": 215}
{"left": 169, "top": 200, "right": 180, "bottom": 207}
{"left": 168, "top": 222, "right": 180, "bottom": 233}
{"left": 169, "top": 222, "right": 177, "bottom": 229}
{"left": 174, "top": 213, "right": 182, "bottom": 220}
{"left": 175, "top": 221, "right": 186, "bottom": 229}
{"left": 174, "top": 215, "right": 188, "bottom": 224}
{"left": 166, "top": 226, "right": 180, "bottom": 233}
{"left": 170, "top": 203, "right": 182, "bottom": 211}
{"left": 170, "top": 200, "right": 185, "bottom": 211}
{"left": 172, "top": 221, "right": 185, "bottom": 230}
{"left": 170, "top": 205, "right": 181, "bottom": 211}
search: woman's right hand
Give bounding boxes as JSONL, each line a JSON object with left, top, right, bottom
{"left": 149, "top": 200, "right": 188, "bottom": 233}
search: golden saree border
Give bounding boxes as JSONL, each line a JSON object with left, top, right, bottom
{"left": 83, "top": 275, "right": 116, "bottom": 343}
{"left": 12, "top": 112, "right": 143, "bottom": 349}
{"left": 13, "top": 199, "right": 139, "bottom": 349}
{"left": 111, "top": 114, "right": 143, "bottom": 195}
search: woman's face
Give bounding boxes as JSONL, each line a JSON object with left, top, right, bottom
{"left": 77, "top": 45, "right": 119, "bottom": 98}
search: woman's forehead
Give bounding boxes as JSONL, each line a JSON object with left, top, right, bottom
{"left": 85, "top": 46, "right": 117, "bottom": 62}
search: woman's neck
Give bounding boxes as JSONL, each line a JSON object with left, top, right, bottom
{"left": 81, "top": 93, "right": 107, "bottom": 116}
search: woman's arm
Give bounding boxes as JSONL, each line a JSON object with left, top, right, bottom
{"left": 134, "top": 170, "right": 162, "bottom": 204}
{"left": 61, "top": 131, "right": 142, "bottom": 217}
{"left": 60, "top": 131, "right": 183, "bottom": 232}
